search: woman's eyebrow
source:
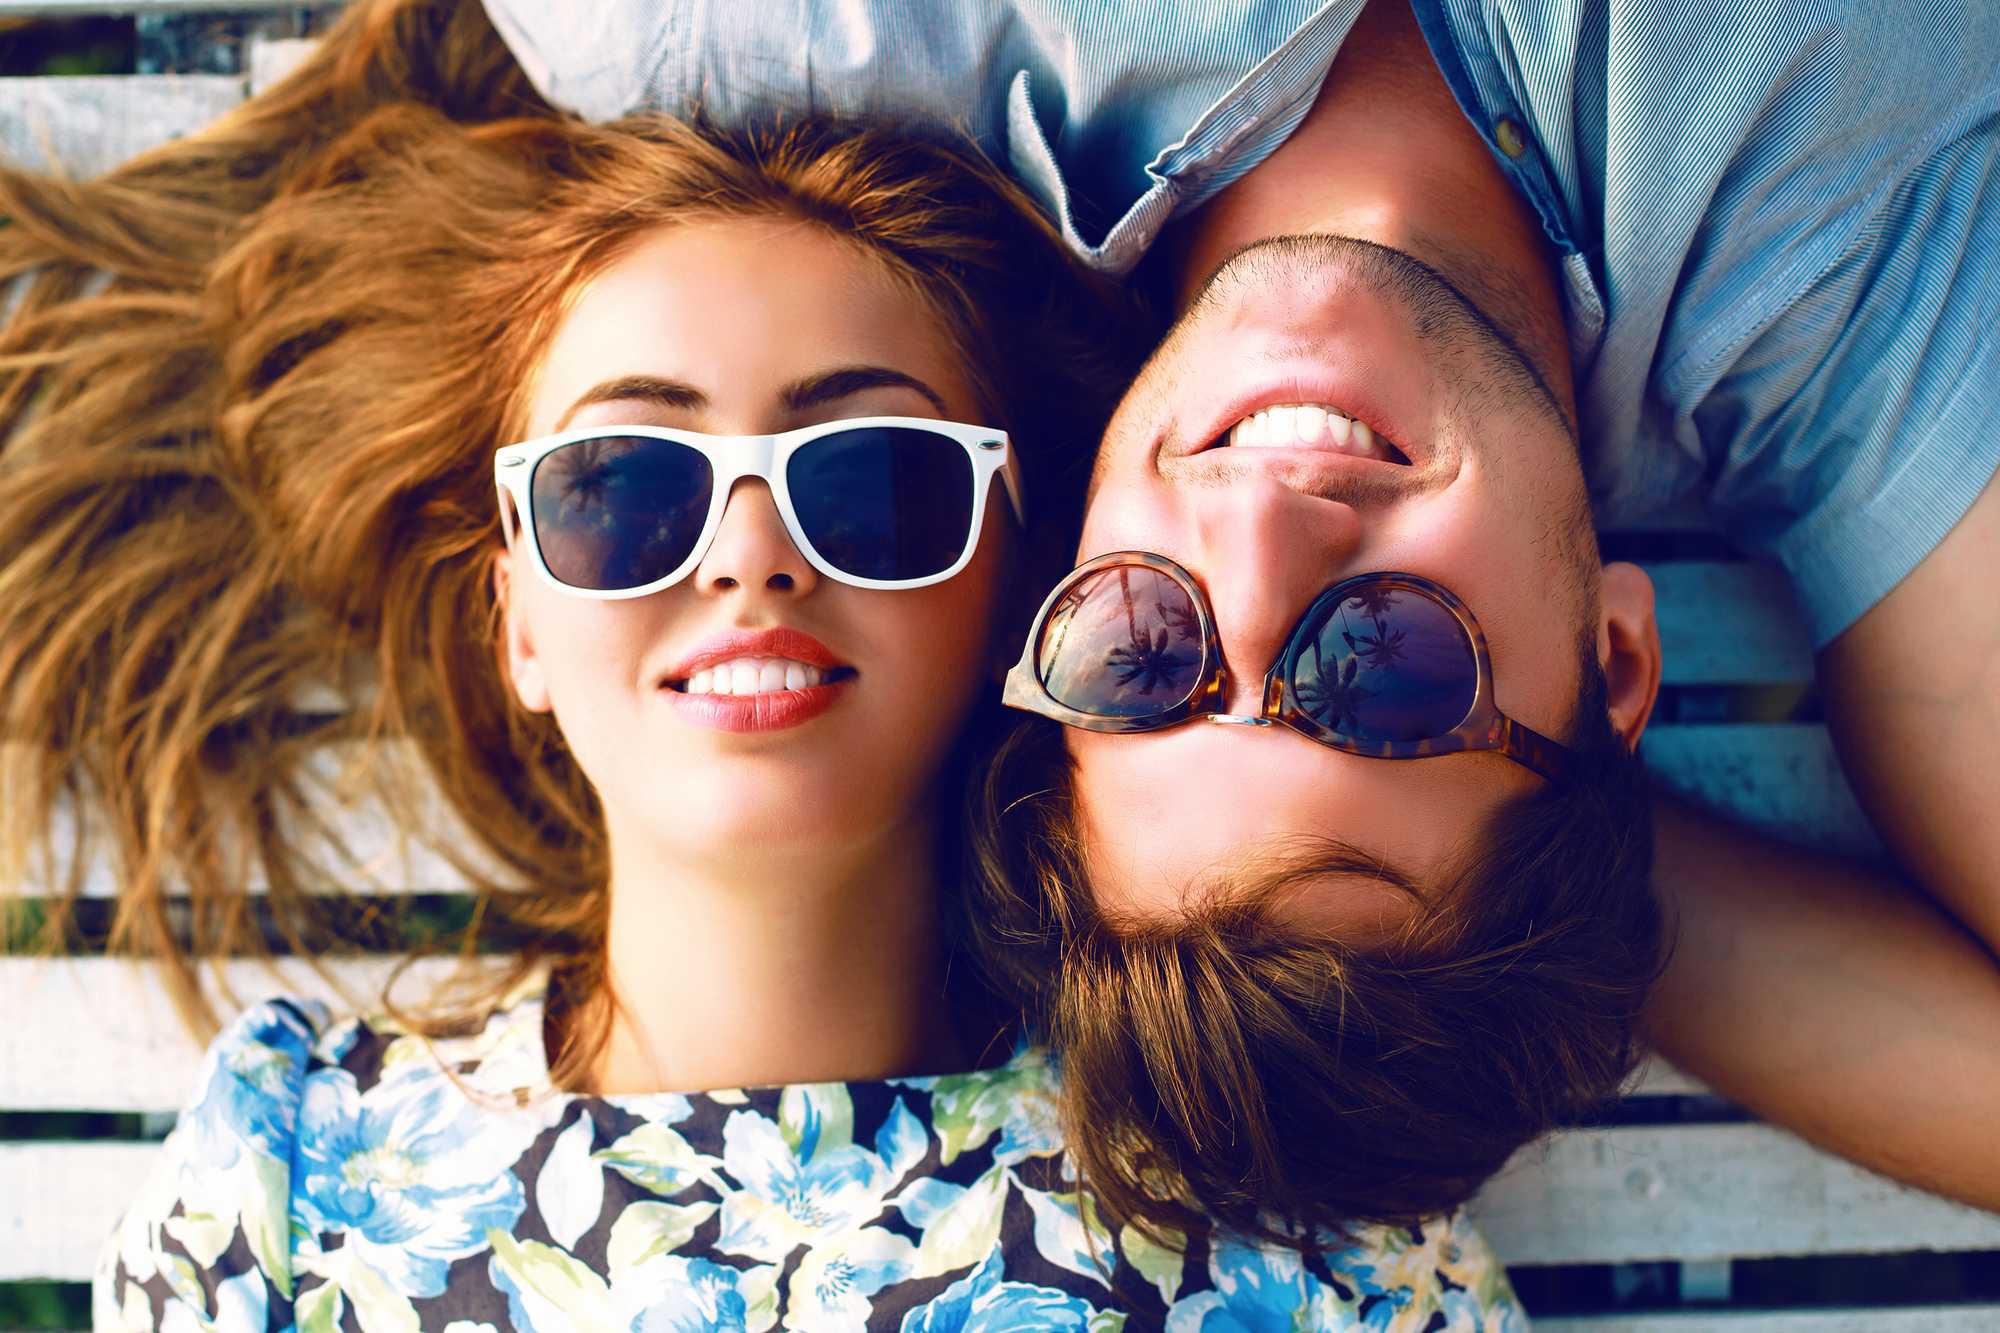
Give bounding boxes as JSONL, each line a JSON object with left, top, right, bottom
{"left": 555, "top": 374, "right": 705, "bottom": 430}
{"left": 785, "top": 366, "right": 948, "bottom": 416}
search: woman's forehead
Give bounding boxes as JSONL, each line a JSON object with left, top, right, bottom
{"left": 523, "top": 219, "right": 979, "bottom": 436}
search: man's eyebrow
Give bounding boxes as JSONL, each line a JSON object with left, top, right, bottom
{"left": 554, "top": 374, "right": 705, "bottom": 431}
{"left": 784, "top": 366, "right": 948, "bottom": 417}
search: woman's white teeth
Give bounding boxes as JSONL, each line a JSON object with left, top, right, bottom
{"left": 1227, "top": 404, "right": 1389, "bottom": 459}
{"left": 683, "top": 657, "right": 825, "bottom": 695}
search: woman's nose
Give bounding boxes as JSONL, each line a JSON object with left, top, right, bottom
{"left": 1191, "top": 476, "right": 1361, "bottom": 711}
{"left": 692, "top": 478, "right": 819, "bottom": 597}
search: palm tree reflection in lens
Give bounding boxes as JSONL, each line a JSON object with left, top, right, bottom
{"left": 1037, "top": 567, "right": 1202, "bottom": 717}
{"left": 1294, "top": 589, "right": 1475, "bottom": 743}
{"left": 1010, "top": 556, "right": 1574, "bottom": 783}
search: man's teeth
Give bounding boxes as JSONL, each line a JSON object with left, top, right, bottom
{"left": 1227, "top": 404, "right": 1393, "bottom": 459}
{"left": 683, "top": 657, "right": 826, "bottom": 695}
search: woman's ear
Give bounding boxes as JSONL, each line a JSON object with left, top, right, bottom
{"left": 1598, "top": 560, "right": 1661, "bottom": 748}
{"left": 494, "top": 549, "right": 554, "bottom": 713}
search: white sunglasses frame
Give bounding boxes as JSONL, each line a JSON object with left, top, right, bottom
{"left": 495, "top": 416, "right": 1023, "bottom": 599}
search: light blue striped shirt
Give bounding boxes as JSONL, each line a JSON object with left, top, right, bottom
{"left": 483, "top": 0, "right": 2000, "bottom": 645}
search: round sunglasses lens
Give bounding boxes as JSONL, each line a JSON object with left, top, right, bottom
{"left": 531, "top": 435, "right": 712, "bottom": 591}
{"left": 1037, "top": 566, "right": 1204, "bottom": 717}
{"left": 1291, "top": 586, "right": 1476, "bottom": 741}
{"left": 787, "top": 428, "right": 974, "bottom": 582}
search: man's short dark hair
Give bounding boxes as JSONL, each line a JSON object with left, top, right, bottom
{"left": 961, "top": 646, "right": 1660, "bottom": 1247}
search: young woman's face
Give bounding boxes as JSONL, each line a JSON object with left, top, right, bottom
{"left": 496, "top": 217, "right": 1009, "bottom": 868}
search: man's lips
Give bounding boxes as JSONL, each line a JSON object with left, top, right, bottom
{"left": 1161, "top": 442, "right": 1410, "bottom": 504}
{"left": 1221, "top": 401, "right": 1409, "bottom": 463}
{"left": 1169, "top": 367, "right": 1415, "bottom": 467}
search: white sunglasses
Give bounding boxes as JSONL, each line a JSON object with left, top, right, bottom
{"left": 495, "top": 416, "right": 1022, "bottom": 598}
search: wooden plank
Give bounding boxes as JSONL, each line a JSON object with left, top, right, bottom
{"left": 1626, "top": 1056, "right": 1710, "bottom": 1098}
{"left": 0, "top": 954, "right": 501, "bottom": 1112}
{"left": 1643, "top": 724, "right": 1885, "bottom": 860}
{"left": 4, "top": 801, "right": 477, "bottom": 897}
{"left": 0, "top": 73, "right": 245, "bottom": 179}
{"left": 15, "top": 1138, "right": 2000, "bottom": 1292}
{"left": 0, "top": 1141, "right": 161, "bottom": 1282}
{"left": 247, "top": 35, "right": 317, "bottom": 96}
{"left": 0, "top": 1, "right": 298, "bottom": 12}
{"left": 16, "top": 1130, "right": 2000, "bottom": 1291}
{"left": 4, "top": 741, "right": 490, "bottom": 897}
{"left": 1645, "top": 562, "right": 1815, "bottom": 685}
{"left": 1536, "top": 1309, "right": 2000, "bottom": 1333}
{"left": 11, "top": 734, "right": 1869, "bottom": 905}
{"left": 1471, "top": 1123, "right": 2000, "bottom": 1265}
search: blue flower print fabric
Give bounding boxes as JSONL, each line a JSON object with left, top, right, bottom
{"left": 95, "top": 987, "right": 1530, "bottom": 1332}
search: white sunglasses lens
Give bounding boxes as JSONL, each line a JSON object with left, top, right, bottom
{"left": 531, "top": 435, "right": 712, "bottom": 591}
{"left": 785, "top": 427, "right": 976, "bottom": 582}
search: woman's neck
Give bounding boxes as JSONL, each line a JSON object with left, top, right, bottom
{"left": 586, "top": 810, "right": 970, "bottom": 1094}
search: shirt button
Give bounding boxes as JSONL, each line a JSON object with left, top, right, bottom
{"left": 1495, "top": 118, "right": 1528, "bottom": 158}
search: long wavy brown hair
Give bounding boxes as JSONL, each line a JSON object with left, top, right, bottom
{"left": 0, "top": 0, "right": 1142, "bottom": 1087}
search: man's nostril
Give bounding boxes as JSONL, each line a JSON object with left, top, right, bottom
{"left": 714, "top": 576, "right": 739, "bottom": 591}
{"left": 767, "top": 573, "right": 794, "bottom": 591}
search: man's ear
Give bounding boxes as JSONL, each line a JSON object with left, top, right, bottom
{"left": 493, "top": 549, "right": 553, "bottom": 713}
{"left": 1598, "top": 560, "right": 1661, "bottom": 748}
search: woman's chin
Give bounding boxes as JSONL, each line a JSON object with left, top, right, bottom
{"left": 619, "top": 780, "right": 900, "bottom": 865}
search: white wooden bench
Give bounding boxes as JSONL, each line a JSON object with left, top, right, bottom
{"left": 5, "top": 35, "right": 1999, "bottom": 1332}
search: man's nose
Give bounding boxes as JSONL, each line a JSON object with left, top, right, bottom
{"left": 1190, "top": 475, "right": 1361, "bottom": 711}
{"left": 691, "top": 478, "right": 819, "bottom": 597}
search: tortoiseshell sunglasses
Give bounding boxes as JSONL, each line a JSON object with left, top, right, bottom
{"left": 1002, "top": 551, "right": 1577, "bottom": 787}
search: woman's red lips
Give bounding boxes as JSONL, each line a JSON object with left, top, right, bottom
{"left": 662, "top": 625, "right": 852, "bottom": 732}
{"left": 665, "top": 681, "right": 847, "bottom": 732}
{"left": 669, "top": 626, "right": 842, "bottom": 681}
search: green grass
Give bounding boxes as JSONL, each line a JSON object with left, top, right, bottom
{"left": 0, "top": 1283, "right": 89, "bottom": 1332}
{"left": 0, "top": 1111, "right": 170, "bottom": 1142}
{"left": 3, "top": 891, "right": 494, "bottom": 955}
{"left": 0, "top": 18, "right": 136, "bottom": 78}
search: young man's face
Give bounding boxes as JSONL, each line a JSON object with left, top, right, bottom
{"left": 1067, "top": 235, "right": 1644, "bottom": 931}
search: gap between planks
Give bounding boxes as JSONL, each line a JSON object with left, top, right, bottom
{"left": 1472, "top": 1123, "right": 2000, "bottom": 1265}
{"left": 1536, "top": 1308, "right": 2000, "bottom": 1333}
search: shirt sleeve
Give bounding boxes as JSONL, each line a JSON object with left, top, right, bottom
{"left": 1693, "top": 119, "right": 2000, "bottom": 646}
{"left": 475, "top": 0, "right": 1356, "bottom": 275}
{"left": 93, "top": 999, "right": 322, "bottom": 1333}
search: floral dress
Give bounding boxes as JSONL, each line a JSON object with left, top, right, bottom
{"left": 95, "top": 982, "right": 1530, "bottom": 1332}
